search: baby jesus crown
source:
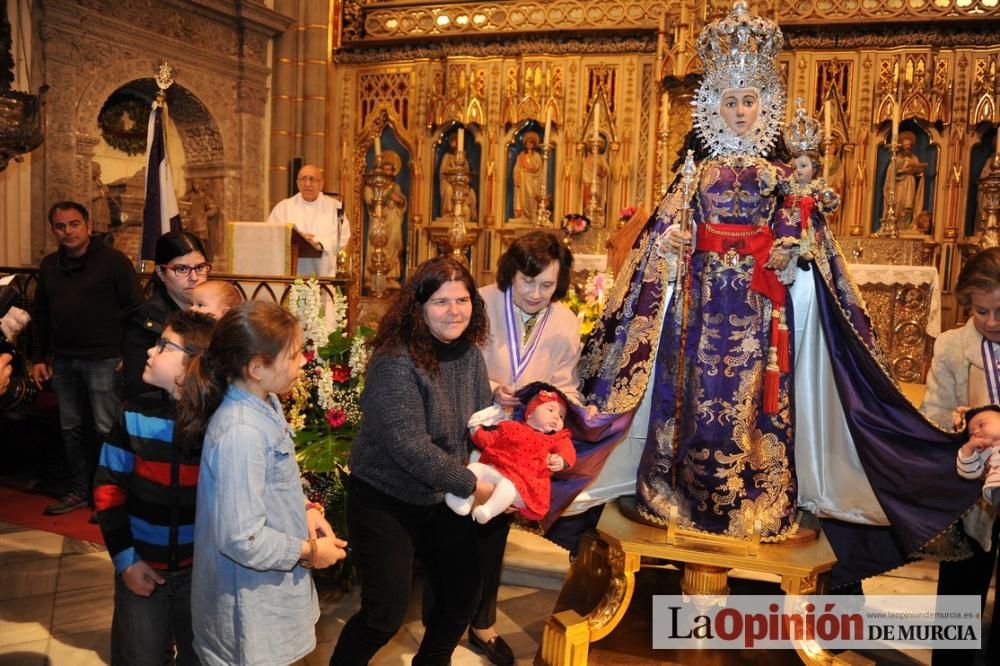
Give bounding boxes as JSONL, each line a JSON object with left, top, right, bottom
{"left": 696, "top": 0, "right": 784, "bottom": 92}
{"left": 784, "top": 98, "right": 822, "bottom": 153}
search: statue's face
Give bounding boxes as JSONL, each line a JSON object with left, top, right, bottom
{"left": 792, "top": 155, "right": 815, "bottom": 185}
{"left": 525, "top": 135, "right": 538, "bottom": 149}
{"left": 719, "top": 88, "right": 760, "bottom": 137}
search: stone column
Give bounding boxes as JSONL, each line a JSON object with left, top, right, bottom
{"left": 269, "top": 0, "right": 330, "bottom": 209}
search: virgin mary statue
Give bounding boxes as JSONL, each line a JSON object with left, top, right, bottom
{"left": 551, "top": 1, "right": 979, "bottom": 587}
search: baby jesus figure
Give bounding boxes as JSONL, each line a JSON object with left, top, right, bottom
{"left": 446, "top": 383, "right": 576, "bottom": 524}
{"left": 781, "top": 149, "right": 840, "bottom": 263}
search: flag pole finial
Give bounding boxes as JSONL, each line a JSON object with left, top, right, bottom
{"left": 154, "top": 63, "right": 175, "bottom": 103}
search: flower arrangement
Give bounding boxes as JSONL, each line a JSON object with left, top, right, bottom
{"left": 619, "top": 205, "right": 638, "bottom": 226}
{"left": 563, "top": 270, "right": 614, "bottom": 338}
{"left": 283, "top": 278, "right": 371, "bottom": 472}
{"left": 561, "top": 213, "right": 591, "bottom": 237}
{"left": 282, "top": 278, "right": 373, "bottom": 552}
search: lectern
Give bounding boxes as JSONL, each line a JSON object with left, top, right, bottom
{"left": 227, "top": 222, "right": 322, "bottom": 276}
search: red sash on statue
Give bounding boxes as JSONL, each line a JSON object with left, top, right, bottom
{"left": 695, "top": 222, "right": 789, "bottom": 413}
{"left": 785, "top": 195, "right": 816, "bottom": 232}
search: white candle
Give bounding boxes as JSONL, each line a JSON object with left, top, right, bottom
{"left": 457, "top": 128, "right": 465, "bottom": 153}
{"left": 891, "top": 101, "right": 900, "bottom": 145}
{"left": 543, "top": 108, "right": 553, "bottom": 146}
{"left": 661, "top": 92, "right": 670, "bottom": 133}
{"left": 824, "top": 100, "right": 832, "bottom": 141}
{"left": 375, "top": 135, "right": 382, "bottom": 157}
{"left": 592, "top": 104, "right": 601, "bottom": 142}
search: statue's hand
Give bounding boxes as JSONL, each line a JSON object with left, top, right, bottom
{"left": 658, "top": 224, "right": 691, "bottom": 255}
{"left": 764, "top": 247, "right": 791, "bottom": 270}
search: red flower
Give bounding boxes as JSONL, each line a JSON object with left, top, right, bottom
{"left": 330, "top": 365, "right": 351, "bottom": 383}
{"left": 303, "top": 350, "right": 316, "bottom": 363}
{"left": 325, "top": 408, "right": 347, "bottom": 429}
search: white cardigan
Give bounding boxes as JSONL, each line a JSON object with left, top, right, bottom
{"left": 478, "top": 283, "right": 583, "bottom": 405}
{"left": 920, "top": 319, "right": 984, "bottom": 430}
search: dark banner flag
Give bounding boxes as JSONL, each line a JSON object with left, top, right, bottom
{"left": 141, "top": 101, "right": 181, "bottom": 261}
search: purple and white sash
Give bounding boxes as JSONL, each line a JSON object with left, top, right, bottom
{"left": 980, "top": 337, "right": 1000, "bottom": 404}
{"left": 504, "top": 288, "right": 551, "bottom": 385}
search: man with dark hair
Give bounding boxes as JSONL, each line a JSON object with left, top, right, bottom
{"left": 30, "top": 201, "right": 143, "bottom": 515}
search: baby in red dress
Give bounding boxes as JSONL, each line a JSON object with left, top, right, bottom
{"left": 446, "top": 383, "right": 577, "bottom": 524}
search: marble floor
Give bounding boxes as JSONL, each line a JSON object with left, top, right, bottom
{"left": 0, "top": 516, "right": 992, "bottom": 665}
{"left": 0, "top": 520, "right": 561, "bottom": 666}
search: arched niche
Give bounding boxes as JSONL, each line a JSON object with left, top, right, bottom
{"left": 81, "top": 78, "right": 226, "bottom": 261}
{"left": 504, "top": 120, "right": 556, "bottom": 225}
{"left": 433, "top": 122, "right": 481, "bottom": 223}
{"left": 361, "top": 123, "right": 412, "bottom": 294}
{"left": 967, "top": 125, "right": 998, "bottom": 237}
{"left": 871, "top": 119, "right": 940, "bottom": 236}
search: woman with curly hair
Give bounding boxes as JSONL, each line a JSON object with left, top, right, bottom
{"left": 331, "top": 256, "right": 494, "bottom": 666}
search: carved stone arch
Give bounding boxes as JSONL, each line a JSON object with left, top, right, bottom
{"left": 71, "top": 62, "right": 237, "bottom": 263}
{"left": 73, "top": 60, "right": 233, "bottom": 170}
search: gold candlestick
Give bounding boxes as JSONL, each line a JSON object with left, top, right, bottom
{"left": 658, "top": 128, "right": 671, "bottom": 201}
{"left": 364, "top": 154, "right": 391, "bottom": 297}
{"left": 534, "top": 142, "right": 553, "bottom": 227}
{"left": 875, "top": 140, "right": 900, "bottom": 238}
{"left": 584, "top": 136, "right": 605, "bottom": 228}
{"left": 443, "top": 151, "right": 473, "bottom": 264}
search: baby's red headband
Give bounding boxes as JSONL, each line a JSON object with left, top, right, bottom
{"left": 525, "top": 389, "right": 566, "bottom": 419}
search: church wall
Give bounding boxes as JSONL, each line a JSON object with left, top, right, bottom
{"left": 5, "top": 0, "right": 290, "bottom": 265}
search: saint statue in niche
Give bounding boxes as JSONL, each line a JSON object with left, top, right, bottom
{"left": 364, "top": 149, "right": 408, "bottom": 288}
{"left": 581, "top": 136, "right": 610, "bottom": 224}
{"left": 90, "top": 161, "right": 119, "bottom": 235}
{"left": 182, "top": 178, "right": 219, "bottom": 253}
{"left": 883, "top": 130, "right": 928, "bottom": 231}
{"left": 513, "top": 131, "right": 544, "bottom": 221}
{"left": 438, "top": 132, "right": 478, "bottom": 221}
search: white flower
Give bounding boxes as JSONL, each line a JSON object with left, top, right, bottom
{"left": 287, "top": 278, "right": 330, "bottom": 344}
{"left": 349, "top": 334, "right": 370, "bottom": 380}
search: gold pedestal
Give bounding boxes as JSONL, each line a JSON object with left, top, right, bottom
{"left": 539, "top": 499, "right": 853, "bottom": 666}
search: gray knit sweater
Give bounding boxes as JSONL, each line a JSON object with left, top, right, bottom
{"left": 349, "top": 343, "right": 492, "bottom": 505}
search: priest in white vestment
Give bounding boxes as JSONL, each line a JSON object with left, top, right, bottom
{"left": 267, "top": 164, "right": 352, "bottom": 276}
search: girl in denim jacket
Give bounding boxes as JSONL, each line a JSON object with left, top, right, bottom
{"left": 177, "top": 301, "right": 348, "bottom": 665}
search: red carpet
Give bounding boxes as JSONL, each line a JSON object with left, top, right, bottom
{"left": 0, "top": 485, "right": 104, "bottom": 544}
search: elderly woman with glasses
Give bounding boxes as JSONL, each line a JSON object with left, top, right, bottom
{"left": 122, "top": 231, "right": 211, "bottom": 407}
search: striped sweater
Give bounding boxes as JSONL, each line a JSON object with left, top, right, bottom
{"left": 957, "top": 446, "right": 1000, "bottom": 504}
{"left": 94, "top": 398, "right": 200, "bottom": 573}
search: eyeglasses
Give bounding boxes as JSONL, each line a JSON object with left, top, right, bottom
{"left": 154, "top": 337, "right": 196, "bottom": 355}
{"left": 160, "top": 263, "right": 212, "bottom": 277}
{"left": 52, "top": 219, "right": 85, "bottom": 232}
{"left": 297, "top": 176, "right": 321, "bottom": 183}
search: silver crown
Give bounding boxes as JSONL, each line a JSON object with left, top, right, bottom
{"left": 696, "top": 1, "right": 783, "bottom": 93}
{"left": 784, "top": 98, "right": 821, "bottom": 153}
{"left": 692, "top": 1, "right": 786, "bottom": 158}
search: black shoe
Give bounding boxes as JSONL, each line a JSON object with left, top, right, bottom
{"left": 43, "top": 492, "right": 88, "bottom": 516}
{"left": 467, "top": 628, "right": 514, "bottom": 666}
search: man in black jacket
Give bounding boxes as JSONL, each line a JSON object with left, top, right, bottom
{"left": 30, "top": 201, "right": 142, "bottom": 515}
